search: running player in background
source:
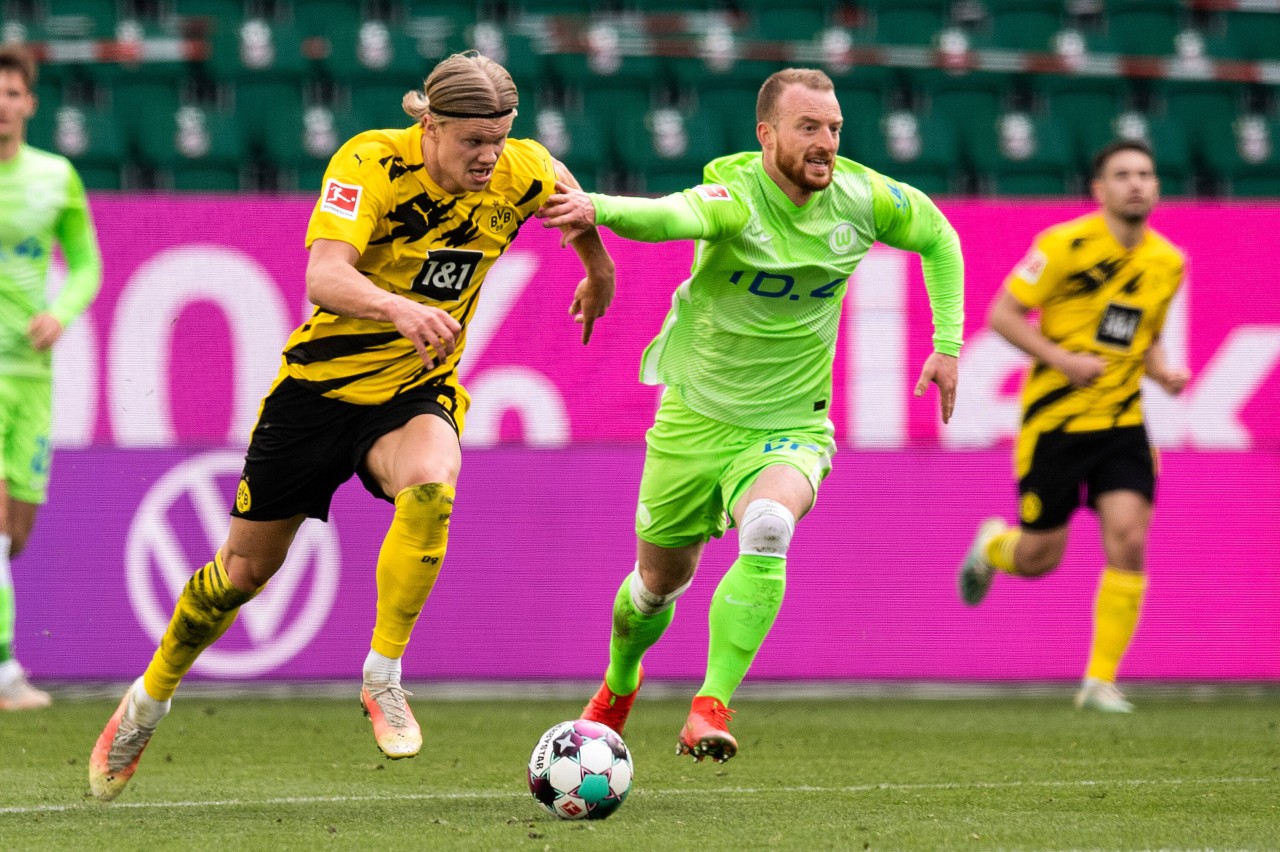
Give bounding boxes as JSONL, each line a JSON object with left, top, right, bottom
{"left": 538, "top": 68, "right": 964, "bottom": 763}
{"left": 89, "top": 51, "right": 614, "bottom": 800}
{"left": 958, "top": 139, "right": 1189, "bottom": 713}
{"left": 0, "top": 45, "right": 102, "bottom": 711}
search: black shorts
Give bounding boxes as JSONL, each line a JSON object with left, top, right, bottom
{"left": 232, "top": 377, "right": 459, "bottom": 522}
{"left": 1017, "top": 424, "right": 1156, "bottom": 530}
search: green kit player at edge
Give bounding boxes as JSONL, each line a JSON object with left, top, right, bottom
{"left": 0, "top": 44, "right": 103, "bottom": 711}
{"left": 537, "top": 68, "right": 964, "bottom": 762}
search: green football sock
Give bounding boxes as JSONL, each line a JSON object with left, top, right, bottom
{"left": 698, "top": 554, "right": 786, "bottom": 705}
{"left": 0, "top": 582, "right": 13, "bottom": 663}
{"left": 0, "top": 541, "right": 13, "bottom": 663}
{"left": 603, "top": 573, "right": 674, "bottom": 695}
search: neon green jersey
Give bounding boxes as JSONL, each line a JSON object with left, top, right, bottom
{"left": 596, "top": 152, "right": 963, "bottom": 430}
{"left": 0, "top": 144, "right": 102, "bottom": 378}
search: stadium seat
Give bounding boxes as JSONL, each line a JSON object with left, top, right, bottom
{"left": 1032, "top": 75, "right": 1133, "bottom": 172}
{"left": 403, "top": 0, "right": 480, "bottom": 58}
{"left": 1104, "top": 6, "right": 1183, "bottom": 57}
{"left": 848, "top": 107, "right": 961, "bottom": 196}
{"left": 1221, "top": 11, "right": 1280, "bottom": 61}
{"left": 349, "top": 81, "right": 418, "bottom": 131}
{"left": 138, "top": 105, "right": 247, "bottom": 192}
{"left": 35, "top": 103, "right": 126, "bottom": 190}
{"left": 1199, "top": 113, "right": 1280, "bottom": 198}
{"left": 321, "top": 19, "right": 429, "bottom": 86}
{"left": 969, "top": 110, "right": 1076, "bottom": 196}
{"left": 985, "top": 0, "right": 1065, "bottom": 52}
{"left": 1158, "top": 80, "right": 1245, "bottom": 169}
{"left": 615, "top": 103, "right": 724, "bottom": 192}
{"left": 906, "top": 68, "right": 1014, "bottom": 166}
{"left": 108, "top": 77, "right": 183, "bottom": 153}
{"left": 531, "top": 106, "right": 613, "bottom": 190}
{"left": 751, "top": 6, "right": 830, "bottom": 42}
{"left": 871, "top": 2, "right": 950, "bottom": 47}
{"left": 267, "top": 103, "right": 369, "bottom": 193}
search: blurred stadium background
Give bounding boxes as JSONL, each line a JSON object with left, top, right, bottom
{"left": 3, "top": 1, "right": 1278, "bottom": 694}
{"left": 7, "top": 0, "right": 1280, "bottom": 196}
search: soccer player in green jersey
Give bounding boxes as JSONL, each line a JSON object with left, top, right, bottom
{"left": 538, "top": 68, "right": 964, "bottom": 762}
{"left": 0, "top": 45, "right": 102, "bottom": 711}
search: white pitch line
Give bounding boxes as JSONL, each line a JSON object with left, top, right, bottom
{"left": 0, "top": 777, "right": 1272, "bottom": 817}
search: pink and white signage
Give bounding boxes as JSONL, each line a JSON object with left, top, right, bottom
{"left": 15, "top": 195, "right": 1278, "bottom": 683}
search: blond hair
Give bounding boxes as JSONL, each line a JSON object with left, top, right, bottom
{"left": 402, "top": 51, "right": 518, "bottom": 123}
{"left": 756, "top": 68, "right": 834, "bottom": 125}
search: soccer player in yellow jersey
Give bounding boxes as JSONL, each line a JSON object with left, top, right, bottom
{"left": 958, "top": 140, "right": 1190, "bottom": 713}
{"left": 88, "top": 51, "right": 615, "bottom": 800}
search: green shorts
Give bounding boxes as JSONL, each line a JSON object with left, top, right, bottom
{"left": 636, "top": 388, "right": 836, "bottom": 548}
{"left": 0, "top": 375, "right": 53, "bottom": 505}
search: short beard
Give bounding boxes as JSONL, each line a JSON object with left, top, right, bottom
{"left": 778, "top": 149, "right": 833, "bottom": 193}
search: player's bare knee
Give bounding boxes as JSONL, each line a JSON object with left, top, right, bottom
{"left": 738, "top": 499, "right": 796, "bottom": 558}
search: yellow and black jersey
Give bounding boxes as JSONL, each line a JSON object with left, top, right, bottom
{"left": 280, "top": 124, "right": 556, "bottom": 411}
{"left": 1006, "top": 212, "right": 1184, "bottom": 475}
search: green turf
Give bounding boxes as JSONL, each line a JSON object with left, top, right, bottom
{"left": 1, "top": 691, "right": 1277, "bottom": 850}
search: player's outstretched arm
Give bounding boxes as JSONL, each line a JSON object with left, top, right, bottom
{"left": 553, "top": 162, "right": 616, "bottom": 345}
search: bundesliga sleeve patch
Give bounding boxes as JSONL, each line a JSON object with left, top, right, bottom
{"left": 1015, "top": 247, "right": 1048, "bottom": 284}
{"left": 693, "top": 184, "right": 732, "bottom": 201}
{"left": 321, "top": 179, "right": 362, "bottom": 220}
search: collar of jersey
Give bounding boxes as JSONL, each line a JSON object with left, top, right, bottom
{"left": 1088, "top": 211, "right": 1151, "bottom": 255}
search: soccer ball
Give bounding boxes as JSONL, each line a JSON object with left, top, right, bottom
{"left": 527, "top": 719, "right": 634, "bottom": 820}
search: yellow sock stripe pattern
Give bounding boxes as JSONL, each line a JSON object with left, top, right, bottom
{"left": 371, "top": 482, "right": 454, "bottom": 659}
{"left": 985, "top": 528, "right": 1020, "bottom": 574}
{"left": 143, "top": 553, "right": 259, "bottom": 701}
{"left": 1085, "top": 567, "right": 1147, "bottom": 683}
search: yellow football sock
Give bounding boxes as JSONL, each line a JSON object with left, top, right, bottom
{"left": 985, "top": 528, "right": 1020, "bottom": 574}
{"left": 370, "top": 482, "right": 454, "bottom": 659}
{"left": 143, "top": 554, "right": 260, "bottom": 701}
{"left": 1085, "top": 567, "right": 1147, "bottom": 683}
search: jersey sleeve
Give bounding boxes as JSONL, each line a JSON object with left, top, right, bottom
{"left": 591, "top": 184, "right": 748, "bottom": 243}
{"left": 869, "top": 173, "right": 965, "bottom": 356}
{"left": 305, "top": 140, "right": 393, "bottom": 254}
{"left": 48, "top": 163, "right": 103, "bottom": 327}
{"left": 1004, "top": 230, "right": 1066, "bottom": 309}
{"left": 1149, "top": 252, "right": 1186, "bottom": 336}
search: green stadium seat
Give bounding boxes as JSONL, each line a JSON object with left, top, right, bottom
{"left": 531, "top": 106, "right": 613, "bottom": 190}
{"left": 349, "top": 81, "right": 417, "bottom": 131}
{"left": 751, "top": 6, "right": 830, "bottom": 42}
{"left": 578, "top": 82, "right": 659, "bottom": 155}
{"left": 985, "top": 1, "right": 1065, "bottom": 52}
{"left": 321, "top": 19, "right": 429, "bottom": 85}
{"left": 1221, "top": 11, "right": 1280, "bottom": 61}
{"left": 36, "top": 104, "right": 126, "bottom": 190}
{"left": 109, "top": 78, "right": 183, "bottom": 152}
{"left": 872, "top": 3, "right": 949, "bottom": 47}
{"left": 1158, "top": 80, "right": 1244, "bottom": 167}
{"left": 907, "top": 68, "right": 1014, "bottom": 166}
{"left": 235, "top": 79, "right": 309, "bottom": 149}
{"left": 1032, "top": 75, "right": 1133, "bottom": 171}
{"left": 1104, "top": 7, "right": 1182, "bottom": 56}
{"left": 702, "top": 84, "right": 763, "bottom": 156}
{"left": 138, "top": 106, "right": 247, "bottom": 192}
{"left": 404, "top": 0, "right": 478, "bottom": 59}
{"left": 38, "top": 0, "right": 116, "bottom": 39}
{"left": 1200, "top": 113, "right": 1280, "bottom": 198}
{"left": 267, "top": 103, "right": 369, "bottom": 193}
{"left": 615, "top": 103, "right": 724, "bottom": 191}
{"left": 970, "top": 110, "right": 1076, "bottom": 196}
{"left": 849, "top": 107, "right": 961, "bottom": 196}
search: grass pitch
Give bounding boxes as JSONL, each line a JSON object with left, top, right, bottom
{"left": 1, "top": 685, "right": 1276, "bottom": 850}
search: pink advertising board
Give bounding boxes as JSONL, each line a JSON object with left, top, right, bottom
{"left": 14, "top": 194, "right": 1278, "bottom": 683}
